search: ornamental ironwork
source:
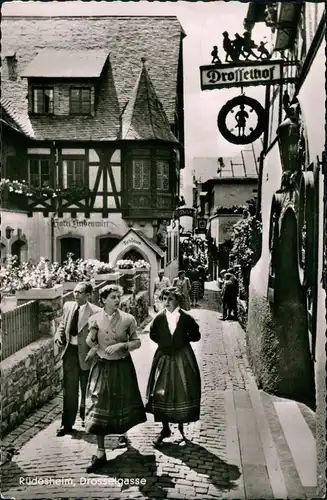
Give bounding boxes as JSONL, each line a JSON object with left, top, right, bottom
{"left": 217, "top": 95, "right": 267, "bottom": 145}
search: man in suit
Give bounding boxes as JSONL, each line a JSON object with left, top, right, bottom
{"left": 54, "top": 282, "right": 102, "bottom": 436}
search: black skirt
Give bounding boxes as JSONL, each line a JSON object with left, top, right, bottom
{"left": 85, "top": 355, "right": 146, "bottom": 435}
{"left": 145, "top": 344, "right": 201, "bottom": 423}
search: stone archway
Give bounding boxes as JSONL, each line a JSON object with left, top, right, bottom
{"left": 274, "top": 207, "right": 315, "bottom": 408}
{"left": 116, "top": 245, "right": 150, "bottom": 265}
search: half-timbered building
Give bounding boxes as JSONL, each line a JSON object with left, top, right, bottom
{"left": 1, "top": 13, "right": 185, "bottom": 283}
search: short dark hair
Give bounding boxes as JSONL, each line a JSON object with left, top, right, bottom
{"left": 99, "top": 284, "right": 124, "bottom": 304}
{"left": 178, "top": 270, "right": 185, "bottom": 277}
{"left": 160, "top": 286, "right": 182, "bottom": 304}
{"left": 78, "top": 282, "right": 93, "bottom": 294}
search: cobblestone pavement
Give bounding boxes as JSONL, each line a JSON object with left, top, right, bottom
{"left": 1, "top": 297, "right": 315, "bottom": 499}
{"left": 2, "top": 303, "right": 253, "bottom": 500}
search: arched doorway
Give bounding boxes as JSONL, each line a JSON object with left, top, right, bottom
{"left": 11, "top": 240, "right": 27, "bottom": 265}
{"left": 60, "top": 237, "right": 82, "bottom": 263}
{"left": 122, "top": 249, "right": 147, "bottom": 263}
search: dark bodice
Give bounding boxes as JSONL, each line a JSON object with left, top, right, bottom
{"left": 149, "top": 310, "right": 201, "bottom": 356}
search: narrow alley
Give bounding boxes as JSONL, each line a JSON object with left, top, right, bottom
{"left": 1, "top": 304, "right": 316, "bottom": 500}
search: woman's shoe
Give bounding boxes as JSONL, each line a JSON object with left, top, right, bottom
{"left": 153, "top": 428, "right": 171, "bottom": 447}
{"left": 178, "top": 423, "right": 186, "bottom": 439}
{"left": 117, "top": 435, "right": 129, "bottom": 448}
{"left": 86, "top": 454, "right": 107, "bottom": 473}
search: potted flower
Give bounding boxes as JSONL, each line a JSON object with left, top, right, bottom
{"left": 14, "top": 257, "right": 64, "bottom": 300}
{"left": 116, "top": 259, "right": 136, "bottom": 275}
{"left": 92, "top": 261, "right": 120, "bottom": 282}
{"left": 134, "top": 260, "right": 150, "bottom": 271}
{"left": 61, "top": 254, "right": 92, "bottom": 290}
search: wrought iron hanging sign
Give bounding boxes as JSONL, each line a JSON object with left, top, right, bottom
{"left": 201, "top": 30, "right": 298, "bottom": 90}
{"left": 217, "top": 94, "right": 267, "bottom": 145}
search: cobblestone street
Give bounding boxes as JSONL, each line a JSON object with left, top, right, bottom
{"left": 1, "top": 297, "right": 316, "bottom": 500}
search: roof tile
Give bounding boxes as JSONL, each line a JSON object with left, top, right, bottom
{"left": 1, "top": 16, "right": 183, "bottom": 142}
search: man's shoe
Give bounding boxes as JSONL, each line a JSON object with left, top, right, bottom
{"left": 56, "top": 426, "right": 73, "bottom": 437}
{"left": 86, "top": 454, "right": 107, "bottom": 473}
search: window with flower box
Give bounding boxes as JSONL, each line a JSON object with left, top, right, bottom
{"left": 32, "top": 87, "right": 54, "bottom": 114}
{"left": 28, "top": 158, "right": 51, "bottom": 188}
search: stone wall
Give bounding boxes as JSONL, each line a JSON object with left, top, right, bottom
{"left": 1, "top": 338, "right": 62, "bottom": 437}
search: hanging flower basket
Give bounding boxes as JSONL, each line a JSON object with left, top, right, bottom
{"left": 16, "top": 284, "right": 64, "bottom": 300}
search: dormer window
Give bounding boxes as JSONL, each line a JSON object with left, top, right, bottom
{"left": 32, "top": 87, "right": 54, "bottom": 114}
{"left": 70, "top": 88, "right": 91, "bottom": 115}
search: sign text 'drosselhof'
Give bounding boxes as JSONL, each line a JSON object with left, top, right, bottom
{"left": 200, "top": 60, "right": 296, "bottom": 90}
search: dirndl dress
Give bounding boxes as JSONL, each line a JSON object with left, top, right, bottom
{"left": 190, "top": 281, "right": 201, "bottom": 303}
{"left": 145, "top": 344, "right": 201, "bottom": 423}
{"left": 85, "top": 354, "right": 146, "bottom": 435}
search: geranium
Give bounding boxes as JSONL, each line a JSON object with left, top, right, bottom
{"left": 116, "top": 259, "right": 135, "bottom": 269}
{"left": 0, "top": 255, "right": 63, "bottom": 293}
{"left": 134, "top": 260, "right": 150, "bottom": 269}
{"left": 61, "top": 253, "right": 92, "bottom": 282}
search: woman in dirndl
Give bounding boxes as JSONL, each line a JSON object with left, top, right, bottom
{"left": 84, "top": 284, "right": 146, "bottom": 473}
{"left": 187, "top": 267, "right": 201, "bottom": 307}
{"left": 145, "top": 287, "right": 201, "bottom": 447}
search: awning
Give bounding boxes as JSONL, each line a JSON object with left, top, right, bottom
{"left": 21, "top": 50, "right": 109, "bottom": 78}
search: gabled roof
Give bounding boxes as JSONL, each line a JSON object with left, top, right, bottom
{"left": 121, "top": 60, "right": 178, "bottom": 143}
{"left": 1, "top": 15, "right": 183, "bottom": 142}
{"left": 21, "top": 50, "right": 109, "bottom": 78}
{"left": 1, "top": 98, "right": 35, "bottom": 138}
{"left": 132, "top": 229, "right": 165, "bottom": 258}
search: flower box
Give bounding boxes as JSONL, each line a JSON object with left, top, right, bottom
{"left": 16, "top": 284, "right": 64, "bottom": 300}
{"left": 94, "top": 272, "right": 121, "bottom": 282}
{"left": 116, "top": 268, "right": 136, "bottom": 275}
{"left": 135, "top": 267, "right": 150, "bottom": 273}
{"left": 63, "top": 281, "right": 77, "bottom": 292}
{"left": 0, "top": 296, "right": 17, "bottom": 312}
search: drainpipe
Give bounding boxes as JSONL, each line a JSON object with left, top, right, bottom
{"left": 50, "top": 141, "right": 58, "bottom": 262}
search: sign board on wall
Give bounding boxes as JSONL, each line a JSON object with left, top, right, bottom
{"left": 200, "top": 60, "right": 297, "bottom": 90}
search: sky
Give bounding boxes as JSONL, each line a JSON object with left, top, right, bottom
{"left": 2, "top": 1, "right": 271, "bottom": 175}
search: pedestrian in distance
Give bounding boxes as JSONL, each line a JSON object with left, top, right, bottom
{"left": 145, "top": 287, "right": 201, "bottom": 447}
{"left": 221, "top": 273, "right": 238, "bottom": 320}
{"left": 153, "top": 269, "right": 171, "bottom": 313}
{"left": 172, "top": 270, "right": 191, "bottom": 310}
{"left": 54, "top": 282, "right": 102, "bottom": 436}
{"left": 84, "top": 284, "right": 146, "bottom": 473}
{"left": 227, "top": 267, "right": 239, "bottom": 319}
{"left": 187, "top": 266, "right": 201, "bottom": 307}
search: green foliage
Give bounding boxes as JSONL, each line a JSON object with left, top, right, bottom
{"left": 230, "top": 215, "right": 262, "bottom": 270}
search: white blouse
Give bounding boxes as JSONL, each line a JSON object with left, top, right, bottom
{"left": 165, "top": 307, "right": 181, "bottom": 335}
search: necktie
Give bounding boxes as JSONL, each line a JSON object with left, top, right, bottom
{"left": 69, "top": 306, "right": 80, "bottom": 337}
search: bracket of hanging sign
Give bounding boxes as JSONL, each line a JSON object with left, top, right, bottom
{"left": 200, "top": 59, "right": 298, "bottom": 90}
